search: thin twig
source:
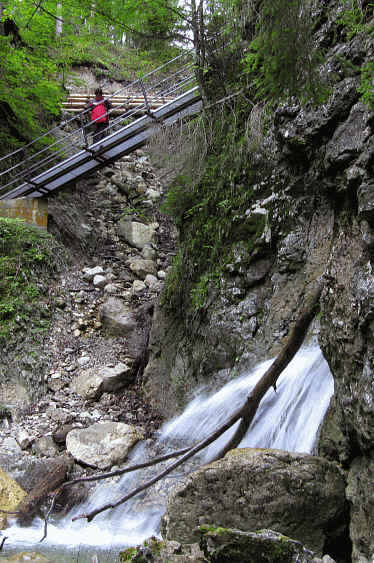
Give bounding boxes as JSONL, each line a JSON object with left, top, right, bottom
{"left": 40, "top": 446, "right": 191, "bottom": 540}
{"left": 72, "top": 404, "right": 243, "bottom": 522}
{"left": 39, "top": 494, "right": 59, "bottom": 543}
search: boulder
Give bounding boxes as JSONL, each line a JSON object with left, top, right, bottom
{"left": 145, "top": 274, "right": 160, "bottom": 290}
{"left": 71, "top": 372, "right": 104, "bottom": 400}
{"left": 132, "top": 280, "right": 146, "bottom": 293}
{"left": 129, "top": 258, "right": 157, "bottom": 279}
{"left": 15, "top": 429, "right": 32, "bottom": 450}
{"left": 32, "top": 436, "right": 59, "bottom": 457}
{"left": 141, "top": 244, "right": 156, "bottom": 260}
{"left": 66, "top": 422, "right": 144, "bottom": 469}
{"left": 118, "top": 220, "right": 156, "bottom": 250}
{"left": 99, "top": 297, "right": 138, "bottom": 336}
{"left": 99, "top": 362, "right": 134, "bottom": 392}
{"left": 199, "top": 527, "right": 328, "bottom": 563}
{"left": 0, "top": 467, "right": 27, "bottom": 529}
{"left": 82, "top": 266, "right": 104, "bottom": 281}
{"left": 93, "top": 274, "right": 107, "bottom": 288}
{"left": 164, "top": 448, "right": 347, "bottom": 554}
{"left": 2, "top": 438, "right": 22, "bottom": 455}
{"left": 72, "top": 363, "right": 134, "bottom": 399}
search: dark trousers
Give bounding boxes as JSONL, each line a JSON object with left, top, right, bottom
{"left": 93, "top": 122, "right": 109, "bottom": 143}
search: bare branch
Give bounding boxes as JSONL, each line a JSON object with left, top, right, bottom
{"left": 35, "top": 279, "right": 324, "bottom": 533}
{"left": 70, "top": 279, "right": 323, "bottom": 522}
{"left": 214, "top": 280, "right": 323, "bottom": 459}
{"left": 39, "top": 446, "right": 191, "bottom": 541}
{"left": 72, "top": 405, "right": 244, "bottom": 522}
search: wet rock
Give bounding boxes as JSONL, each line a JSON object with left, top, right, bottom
{"left": 346, "top": 455, "right": 374, "bottom": 562}
{"left": 120, "top": 537, "right": 206, "bottom": 562}
{"left": 325, "top": 102, "right": 372, "bottom": 167}
{"left": 199, "top": 527, "right": 328, "bottom": 563}
{"left": 358, "top": 182, "right": 374, "bottom": 226}
{"left": 118, "top": 220, "right": 157, "bottom": 250}
{"left": 164, "top": 448, "right": 347, "bottom": 554}
{"left": 99, "top": 297, "right": 138, "bottom": 336}
{"left": 66, "top": 422, "right": 144, "bottom": 469}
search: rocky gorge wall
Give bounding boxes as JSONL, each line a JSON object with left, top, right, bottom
{"left": 141, "top": 2, "right": 374, "bottom": 561}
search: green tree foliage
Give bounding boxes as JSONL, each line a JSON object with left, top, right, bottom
{"left": 242, "top": 0, "right": 327, "bottom": 103}
{"left": 0, "top": 0, "right": 186, "bottom": 156}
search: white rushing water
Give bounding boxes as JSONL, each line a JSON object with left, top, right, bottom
{"left": 2, "top": 346, "right": 334, "bottom": 561}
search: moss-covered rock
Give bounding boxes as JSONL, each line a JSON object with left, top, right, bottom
{"left": 163, "top": 448, "right": 348, "bottom": 555}
{"left": 199, "top": 527, "right": 324, "bottom": 563}
{"left": 0, "top": 467, "right": 26, "bottom": 529}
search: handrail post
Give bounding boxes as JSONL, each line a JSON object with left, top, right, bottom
{"left": 140, "top": 79, "right": 152, "bottom": 116}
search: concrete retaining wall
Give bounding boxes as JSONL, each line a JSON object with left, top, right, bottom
{"left": 0, "top": 198, "right": 48, "bottom": 229}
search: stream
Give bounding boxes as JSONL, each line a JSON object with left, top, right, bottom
{"left": 1, "top": 346, "right": 334, "bottom": 562}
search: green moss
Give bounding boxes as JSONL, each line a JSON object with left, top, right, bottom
{"left": 199, "top": 524, "right": 227, "bottom": 535}
{"left": 0, "top": 218, "right": 66, "bottom": 342}
{"left": 119, "top": 547, "right": 138, "bottom": 562}
{"left": 161, "top": 98, "right": 268, "bottom": 313}
{"left": 119, "top": 538, "right": 166, "bottom": 562}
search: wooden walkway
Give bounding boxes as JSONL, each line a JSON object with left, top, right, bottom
{"left": 0, "top": 87, "right": 202, "bottom": 200}
{"left": 62, "top": 94, "right": 176, "bottom": 115}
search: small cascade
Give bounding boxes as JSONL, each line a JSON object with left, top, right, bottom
{"left": 2, "top": 347, "right": 334, "bottom": 561}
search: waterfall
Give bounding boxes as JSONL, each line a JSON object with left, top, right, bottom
{"left": 3, "top": 346, "right": 334, "bottom": 561}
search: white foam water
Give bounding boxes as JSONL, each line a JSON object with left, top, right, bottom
{"left": 1, "top": 346, "right": 334, "bottom": 561}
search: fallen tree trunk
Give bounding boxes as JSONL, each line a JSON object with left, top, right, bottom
{"left": 214, "top": 280, "right": 323, "bottom": 459}
{"left": 16, "top": 459, "right": 71, "bottom": 526}
{"left": 67, "top": 278, "right": 323, "bottom": 524}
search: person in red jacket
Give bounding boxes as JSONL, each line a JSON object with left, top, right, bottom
{"left": 87, "top": 88, "right": 112, "bottom": 143}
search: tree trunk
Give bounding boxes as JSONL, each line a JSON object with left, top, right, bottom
{"left": 0, "top": 3, "right": 4, "bottom": 35}
{"left": 16, "top": 459, "right": 71, "bottom": 526}
{"left": 191, "top": 0, "right": 208, "bottom": 106}
{"left": 56, "top": 2, "right": 63, "bottom": 36}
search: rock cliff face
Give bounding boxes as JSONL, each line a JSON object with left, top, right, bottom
{"left": 143, "top": 1, "right": 374, "bottom": 561}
